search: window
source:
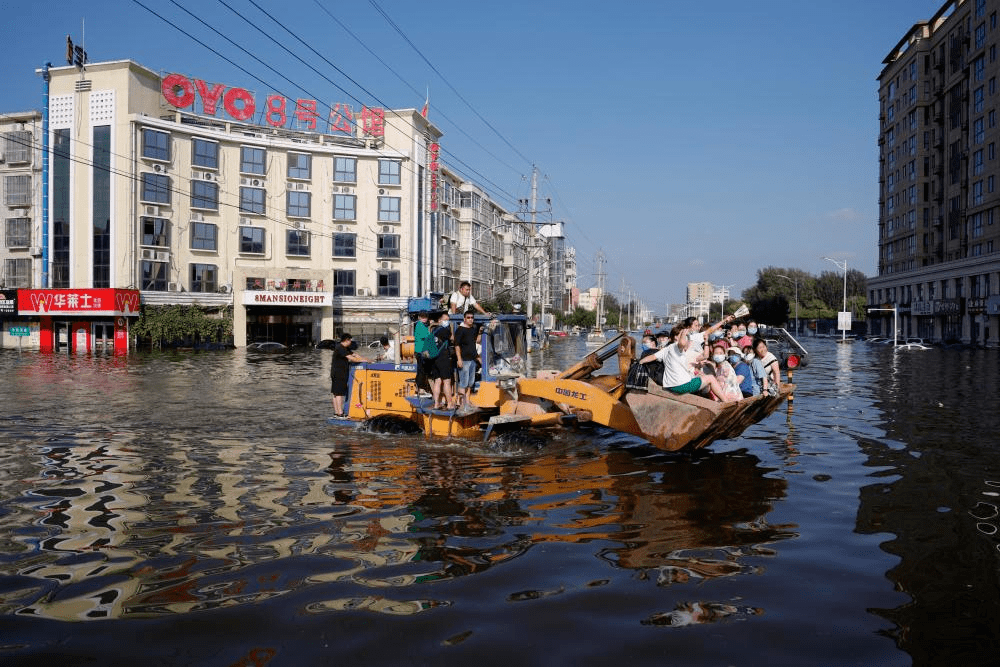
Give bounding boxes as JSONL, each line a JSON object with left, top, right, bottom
{"left": 141, "top": 216, "right": 170, "bottom": 247}
{"left": 5, "top": 217, "right": 30, "bottom": 247}
{"left": 3, "top": 258, "right": 30, "bottom": 288}
{"left": 246, "top": 277, "right": 266, "bottom": 290}
{"left": 377, "top": 233, "right": 400, "bottom": 258}
{"left": 976, "top": 86, "right": 985, "bottom": 112}
{"left": 333, "top": 269, "right": 355, "bottom": 296}
{"left": 990, "top": 175, "right": 996, "bottom": 193}
{"left": 333, "top": 232, "right": 356, "bottom": 257}
{"left": 192, "top": 138, "right": 218, "bottom": 169}
{"left": 241, "top": 146, "right": 266, "bottom": 174}
{"left": 190, "top": 263, "right": 218, "bottom": 292}
{"left": 978, "top": 0, "right": 986, "bottom": 18}
{"left": 286, "top": 229, "right": 310, "bottom": 256}
{"left": 977, "top": 22, "right": 987, "bottom": 49}
{"left": 240, "top": 186, "right": 265, "bottom": 215}
{"left": 974, "top": 180, "right": 984, "bottom": 205}
{"left": 378, "top": 196, "right": 400, "bottom": 222}
{"left": 142, "top": 129, "right": 170, "bottom": 161}
{"left": 377, "top": 270, "right": 400, "bottom": 296}
{"left": 141, "top": 172, "right": 171, "bottom": 204}
{"left": 334, "top": 156, "right": 356, "bottom": 183}
{"left": 334, "top": 194, "right": 356, "bottom": 220}
{"left": 287, "top": 191, "right": 311, "bottom": 218}
{"left": 287, "top": 152, "right": 311, "bottom": 180}
{"left": 2, "top": 131, "right": 31, "bottom": 163}
{"left": 991, "top": 142, "right": 997, "bottom": 160}
{"left": 378, "top": 159, "right": 401, "bottom": 185}
{"left": 4, "top": 175, "right": 30, "bottom": 206}
{"left": 975, "top": 149, "right": 984, "bottom": 175}
{"left": 975, "top": 118, "right": 985, "bottom": 144}
{"left": 191, "top": 222, "right": 218, "bottom": 251}
{"left": 975, "top": 56, "right": 986, "bottom": 81}
{"left": 140, "top": 260, "right": 168, "bottom": 291}
{"left": 240, "top": 226, "right": 265, "bottom": 254}
{"left": 191, "top": 181, "right": 219, "bottom": 210}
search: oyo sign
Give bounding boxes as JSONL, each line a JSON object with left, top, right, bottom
{"left": 161, "top": 73, "right": 385, "bottom": 136}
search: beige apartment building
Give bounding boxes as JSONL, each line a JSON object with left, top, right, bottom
{"left": 871, "top": 0, "right": 1000, "bottom": 346}
{"left": 1, "top": 58, "right": 575, "bottom": 350}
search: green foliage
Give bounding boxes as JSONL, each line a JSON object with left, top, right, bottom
{"left": 557, "top": 306, "right": 596, "bottom": 329}
{"left": 132, "top": 304, "right": 233, "bottom": 348}
{"left": 479, "top": 293, "right": 514, "bottom": 315}
{"left": 741, "top": 266, "right": 868, "bottom": 325}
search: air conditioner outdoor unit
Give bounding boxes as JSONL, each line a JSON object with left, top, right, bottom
{"left": 140, "top": 248, "right": 155, "bottom": 260}
{"left": 29, "top": 246, "right": 42, "bottom": 257}
{"left": 293, "top": 221, "right": 304, "bottom": 229}
{"left": 168, "top": 282, "right": 180, "bottom": 292}
{"left": 378, "top": 188, "right": 386, "bottom": 195}
{"left": 145, "top": 206, "right": 160, "bottom": 216}
{"left": 381, "top": 261, "right": 390, "bottom": 269}
{"left": 252, "top": 178, "right": 262, "bottom": 187}
{"left": 191, "top": 212, "right": 204, "bottom": 222}
{"left": 357, "top": 288, "right": 369, "bottom": 296}
{"left": 153, "top": 163, "right": 165, "bottom": 173}
{"left": 297, "top": 183, "right": 307, "bottom": 190}
{"left": 382, "top": 226, "right": 390, "bottom": 233}
{"left": 336, "top": 225, "right": 344, "bottom": 232}
{"left": 154, "top": 251, "right": 170, "bottom": 262}
{"left": 13, "top": 208, "right": 28, "bottom": 217}
{"left": 503, "top": 279, "right": 514, "bottom": 288}
{"left": 240, "top": 217, "right": 251, "bottom": 225}
{"left": 203, "top": 172, "right": 215, "bottom": 181}
{"left": 218, "top": 284, "right": 231, "bottom": 294}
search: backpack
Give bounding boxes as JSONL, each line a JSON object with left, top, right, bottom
{"left": 421, "top": 328, "right": 445, "bottom": 359}
{"left": 625, "top": 360, "right": 649, "bottom": 392}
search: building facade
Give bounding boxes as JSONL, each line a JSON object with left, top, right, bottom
{"left": 2, "top": 58, "right": 575, "bottom": 350}
{"left": 871, "top": 0, "right": 1000, "bottom": 346}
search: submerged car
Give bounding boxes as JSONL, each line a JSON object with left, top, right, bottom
{"left": 246, "top": 341, "right": 288, "bottom": 352}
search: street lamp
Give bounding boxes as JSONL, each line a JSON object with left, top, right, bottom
{"left": 822, "top": 257, "right": 848, "bottom": 342}
{"left": 776, "top": 274, "right": 798, "bottom": 335}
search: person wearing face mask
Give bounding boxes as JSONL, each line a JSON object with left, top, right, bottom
{"left": 728, "top": 347, "right": 757, "bottom": 397}
{"left": 709, "top": 343, "right": 743, "bottom": 401}
{"left": 737, "top": 321, "right": 757, "bottom": 349}
{"left": 639, "top": 324, "right": 730, "bottom": 402}
{"left": 742, "top": 343, "right": 768, "bottom": 395}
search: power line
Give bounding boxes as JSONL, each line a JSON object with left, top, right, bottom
{"left": 367, "top": 0, "right": 534, "bottom": 168}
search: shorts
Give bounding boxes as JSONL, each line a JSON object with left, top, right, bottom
{"left": 457, "top": 359, "right": 477, "bottom": 389}
{"left": 667, "top": 377, "right": 702, "bottom": 395}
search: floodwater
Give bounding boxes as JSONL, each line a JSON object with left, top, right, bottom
{"left": 0, "top": 335, "right": 998, "bottom": 666}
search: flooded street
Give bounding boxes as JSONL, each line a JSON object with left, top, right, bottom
{"left": 1, "top": 337, "right": 999, "bottom": 666}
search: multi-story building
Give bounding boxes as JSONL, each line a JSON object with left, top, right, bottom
{"left": 686, "top": 281, "right": 713, "bottom": 320}
{"left": 870, "top": 0, "right": 1000, "bottom": 346}
{"left": 1, "top": 111, "right": 43, "bottom": 291}
{"left": 2, "top": 58, "right": 574, "bottom": 351}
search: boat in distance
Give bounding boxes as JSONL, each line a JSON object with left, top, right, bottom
{"left": 327, "top": 298, "right": 801, "bottom": 452}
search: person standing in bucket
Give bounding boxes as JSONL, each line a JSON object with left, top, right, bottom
{"left": 453, "top": 310, "right": 481, "bottom": 411}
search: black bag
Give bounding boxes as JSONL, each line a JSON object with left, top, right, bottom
{"left": 646, "top": 358, "right": 665, "bottom": 387}
{"left": 625, "top": 360, "right": 650, "bottom": 392}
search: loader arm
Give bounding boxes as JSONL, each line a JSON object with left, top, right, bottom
{"left": 514, "top": 377, "right": 645, "bottom": 439}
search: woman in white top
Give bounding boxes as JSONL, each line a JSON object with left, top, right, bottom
{"left": 639, "top": 325, "right": 730, "bottom": 401}
{"left": 752, "top": 338, "right": 781, "bottom": 396}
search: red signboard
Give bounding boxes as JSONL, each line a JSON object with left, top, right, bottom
{"left": 162, "top": 73, "right": 384, "bottom": 137}
{"left": 17, "top": 289, "right": 140, "bottom": 316}
{"left": 429, "top": 142, "right": 440, "bottom": 211}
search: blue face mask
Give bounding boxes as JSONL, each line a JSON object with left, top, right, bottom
{"left": 729, "top": 354, "right": 742, "bottom": 365}
{"left": 747, "top": 327, "right": 758, "bottom": 335}
{"left": 709, "top": 332, "right": 720, "bottom": 341}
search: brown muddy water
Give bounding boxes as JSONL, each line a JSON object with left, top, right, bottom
{"left": 1, "top": 336, "right": 998, "bottom": 666}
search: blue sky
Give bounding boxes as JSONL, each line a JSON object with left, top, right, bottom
{"left": 0, "top": 0, "right": 944, "bottom": 312}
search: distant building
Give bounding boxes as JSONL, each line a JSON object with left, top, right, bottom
{"left": 870, "top": 0, "right": 1000, "bottom": 346}
{"left": 686, "top": 281, "right": 712, "bottom": 320}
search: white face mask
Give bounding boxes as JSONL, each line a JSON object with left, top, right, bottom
{"left": 738, "top": 330, "right": 746, "bottom": 337}
{"left": 712, "top": 354, "right": 725, "bottom": 363}
{"left": 747, "top": 327, "right": 758, "bottom": 335}
{"left": 744, "top": 352, "right": 754, "bottom": 362}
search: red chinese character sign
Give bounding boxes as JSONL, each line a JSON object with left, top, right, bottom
{"left": 161, "top": 73, "right": 383, "bottom": 137}
{"left": 429, "top": 143, "right": 440, "bottom": 211}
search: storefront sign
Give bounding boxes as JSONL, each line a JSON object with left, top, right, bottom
{"left": 987, "top": 295, "right": 1000, "bottom": 315}
{"left": 933, "top": 299, "right": 961, "bottom": 315}
{"left": 912, "top": 301, "right": 933, "bottom": 316}
{"left": 243, "top": 292, "right": 332, "bottom": 307}
{"left": 17, "top": 289, "right": 140, "bottom": 316}
{"left": 429, "top": 142, "right": 440, "bottom": 211}
{"left": 8, "top": 326, "right": 29, "bottom": 336}
{"left": 967, "top": 297, "right": 986, "bottom": 314}
{"left": 0, "top": 291, "right": 16, "bottom": 316}
{"left": 161, "top": 73, "right": 385, "bottom": 137}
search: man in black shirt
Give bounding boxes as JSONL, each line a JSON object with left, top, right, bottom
{"left": 453, "top": 310, "right": 481, "bottom": 410}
